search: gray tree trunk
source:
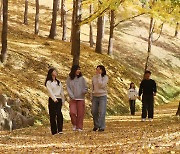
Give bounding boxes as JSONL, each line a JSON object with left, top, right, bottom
{"left": 89, "top": 4, "right": 93, "bottom": 47}
{"left": 0, "top": 0, "right": 8, "bottom": 63}
{"left": 35, "top": 0, "right": 39, "bottom": 35}
{"left": 24, "top": 0, "right": 28, "bottom": 25}
{"left": 70, "top": 0, "right": 76, "bottom": 54}
{"left": 108, "top": 10, "right": 115, "bottom": 56}
{"left": 144, "top": 17, "right": 154, "bottom": 72}
{"left": 49, "top": 0, "right": 58, "bottom": 39}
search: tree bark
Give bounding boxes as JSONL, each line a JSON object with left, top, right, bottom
{"left": 49, "top": 0, "right": 58, "bottom": 39}
{"left": 70, "top": 0, "right": 76, "bottom": 54}
{"left": 35, "top": 0, "right": 39, "bottom": 35}
{"left": 24, "top": 0, "right": 28, "bottom": 25}
{"left": 108, "top": 10, "right": 115, "bottom": 56}
{"left": 175, "top": 22, "right": 179, "bottom": 37}
{"left": 71, "top": 0, "right": 81, "bottom": 66}
{"left": 60, "top": 0, "right": 64, "bottom": 27}
{"left": 0, "top": 0, "right": 2, "bottom": 21}
{"left": 95, "top": 16, "right": 103, "bottom": 54}
{"left": 89, "top": 4, "right": 94, "bottom": 47}
{"left": 144, "top": 17, "right": 154, "bottom": 73}
{"left": 1, "top": 0, "right": 8, "bottom": 63}
{"left": 61, "top": 0, "right": 66, "bottom": 41}
{"left": 176, "top": 102, "right": 180, "bottom": 116}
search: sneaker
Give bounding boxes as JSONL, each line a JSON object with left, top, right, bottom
{"left": 58, "top": 131, "right": 63, "bottom": 134}
{"left": 98, "top": 128, "right": 104, "bottom": 132}
{"left": 148, "top": 118, "right": 153, "bottom": 122}
{"left": 93, "top": 127, "right": 98, "bottom": 131}
{"left": 77, "top": 129, "right": 83, "bottom": 132}
{"left": 72, "top": 125, "right": 76, "bottom": 131}
{"left": 141, "top": 118, "right": 146, "bottom": 122}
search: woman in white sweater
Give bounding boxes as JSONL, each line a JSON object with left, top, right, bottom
{"left": 45, "top": 68, "right": 65, "bottom": 135}
{"left": 128, "top": 82, "right": 138, "bottom": 115}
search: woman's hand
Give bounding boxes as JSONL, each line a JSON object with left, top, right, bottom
{"left": 54, "top": 99, "right": 58, "bottom": 103}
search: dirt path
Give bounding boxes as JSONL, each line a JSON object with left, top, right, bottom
{"left": 0, "top": 103, "right": 179, "bottom": 153}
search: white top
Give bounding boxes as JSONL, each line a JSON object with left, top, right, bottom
{"left": 46, "top": 80, "right": 65, "bottom": 103}
{"left": 128, "top": 88, "right": 138, "bottom": 100}
{"left": 92, "top": 74, "right": 108, "bottom": 97}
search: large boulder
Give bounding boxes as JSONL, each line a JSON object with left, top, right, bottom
{"left": 0, "top": 94, "right": 34, "bottom": 131}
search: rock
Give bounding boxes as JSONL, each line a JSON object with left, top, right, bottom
{"left": 0, "top": 94, "right": 34, "bottom": 131}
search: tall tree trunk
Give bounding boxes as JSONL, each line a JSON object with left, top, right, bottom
{"left": 35, "top": 0, "right": 39, "bottom": 35}
{"left": 108, "top": 10, "right": 115, "bottom": 56}
{"left": 49, "top": 0, "right": 58, "bottom": 39}
{"left": 89, "top": 4, "right": 93, "bottom": 47}
{"left": 61, "top": 0, "right": 66, "bottom": 40}
{"left": 175, "top": 22, "right": 179, "bottom": 37}
{"left": 176, "top": 102, "right": 180, "bottom": 116}
{"left": 0, "top": 0, "right": 8, "bottom": 63}
{"left": 95, "top": 16, "right": 103, "bottom": 54}
{"left": 60, "top": 0, "right": 65, "bottom": 27}
{"left": 144, "top": 17, "right": 154, "bottom": 72}
{"left": 71, "top": 0, "right": 81, "bottom": 66}
{"left": 24, "top": 0, "right": 28, "bottom": 25}
{"left": 57, "top": 0, "right": 60, "bottom": 11}
{"left": 70, "top": 0, "right": 76, "bottom": 54}
{"left": 0, "top": 0, "right": 2, "bottom": 21}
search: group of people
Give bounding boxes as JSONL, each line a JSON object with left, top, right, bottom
{"left": 45, "top": 65, "right": 108, "bottom": 135}
{"left": 45, "top": 65, "right": 157, "bottom": 135}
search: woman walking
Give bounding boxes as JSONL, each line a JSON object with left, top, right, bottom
{"left": 92, "top": 65, "right": 108, "bottom": 132}
{"left": 45, "top": 68, "right": 65, "bottom": 135}
{"left": 128, "top": 82, "right": 138, "bottom": 115}
{"left": 67, "top": 65, "right": 88, "bottom": 131}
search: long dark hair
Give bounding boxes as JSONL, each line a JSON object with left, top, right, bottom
{"left": 97, "top": 65, "right": 106, "bottom": 77}
{"left": 45, "top": 68, "right": 60, "bottom": 86}
{"left": 69, "top": 65, "right": 82, "bottom": 80}
{"left": 129, "top": 82, "right": 135, "bottom": 89}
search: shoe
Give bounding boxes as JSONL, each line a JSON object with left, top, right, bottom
{"left": 148, "top": 118, "right": 153, "bottom": 122}
{"left": 72, "top": 125, "right": 76, "bottom": 131}
{"left": 93, "top": 127, "right": 98, "bottom": 131}
{"left": 98, "top": 128, "right": 104, "bottom": 132}
{"left": 77, "top": 129, "right": 83, "bottom": 132}
{"left": 141, "top": 118, "right": 146, "bottom": 122}
{"left": 58, "top": 131, "right": 63, "bottom": 134}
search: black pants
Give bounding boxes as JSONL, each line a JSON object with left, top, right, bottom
{"left": 129, "top": 100, "right": 135, "bottom": 115}
{"left": 142, "top": 95, "right": 154, "bottom": 119}
{"left": 48, "top": 98, "right": 63, "bottom": 135}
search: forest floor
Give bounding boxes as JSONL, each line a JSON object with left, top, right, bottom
{"left": 0, "top": 102, "right": 179, "bottom": 153}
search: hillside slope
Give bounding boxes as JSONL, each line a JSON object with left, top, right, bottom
{"left": 0, "top": 0, "right": 179, "bottom": 123}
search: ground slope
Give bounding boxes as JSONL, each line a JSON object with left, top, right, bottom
{"left": 0, "top": 0, "right": 179, "bottom": 123}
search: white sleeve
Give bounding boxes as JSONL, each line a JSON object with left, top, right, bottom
{"left": 127, "top": 90, "right": 130, "bottom": 99}
{"left": 46, "top": 81, "right": 57, "bottom": 102}
{"left": 97, "top": 75, "right": 108, "bottom": 88}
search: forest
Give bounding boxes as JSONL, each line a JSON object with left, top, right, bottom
{"left": 0, "top": 0, "right": 180, "bottom": 153}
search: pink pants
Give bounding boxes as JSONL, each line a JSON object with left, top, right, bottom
{"left": 69, "top": 100, "right": 85, "bottom": 129}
